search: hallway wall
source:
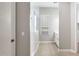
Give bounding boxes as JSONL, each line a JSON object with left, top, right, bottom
{"left": 16, "top": 2, "right": 30, "bottom": 56}
{"left": 30, "top": 3, "right": 40, "bottom": 56}
{"left": 71, "top": 3, "right": 77, "bottom": 52}
{"left": 59, "top": 2, "right": 71, "bottom": 49}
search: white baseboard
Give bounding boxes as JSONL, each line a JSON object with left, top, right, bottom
{"left": 58, "top": 48, "right": 77, "bottom": 53}
{"left": 39, "top": 41, "right": 56, "bottom": 44}
{"left": 71, "top": 49, "right": 77, "bottom": 53}
{"left": 33, "top": 42, "right": 40, "bottom": 56}
{"left": 31, "top": 42, "right": 40, "bottom": 56}
{"left": 58, "top": 49, "right": 72, "bottom": 52}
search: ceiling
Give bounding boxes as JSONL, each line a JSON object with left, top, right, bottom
{"left": 31, "top": 2, "right": 59, "bottom": 8}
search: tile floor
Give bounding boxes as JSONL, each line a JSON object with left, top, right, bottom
{"left": 35, "top": 43, "right": 79, "bottom": 56}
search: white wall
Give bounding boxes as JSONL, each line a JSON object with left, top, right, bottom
{"left": 76, "top": 4, "right": 79, "bottom": 43}
{"left": 59, "top": 2, "right": 71, "bottom": 49}
{"left": 76, "top": 3, "right": 79, "bottom": 52}
{"left": 39, "top": 7, "right": 59, "bottom": 41}
{"left": 30, "top": 3, "right": 39, "bottom": 56}
{"left": 77, "top": 4, "right": 79, "bottom": 23}
{"left": 71, "top": 3, "right": 77, "bottom": 52}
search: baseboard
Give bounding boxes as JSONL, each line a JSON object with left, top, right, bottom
{"left": 58, "top": 48, "right": 77, "bottom": 53}
{"left": 71, "top": 49, "right": 77, "bottom": 53}
{"left": 58, "top": 49, "right": 72, "bottom": 52}
{"left": 39, "top": 41, "right": 56, "bottom": 44}
{"left": 33, "top": 42, "right": 40, "bottom": 56}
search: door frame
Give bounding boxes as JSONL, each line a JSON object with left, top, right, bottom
{"left": 11, "top": 2, "right": 16, "bottom": 56}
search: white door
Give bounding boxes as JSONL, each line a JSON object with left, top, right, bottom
{"left": 0, "top": 2, "right": 15, "bottom": 56}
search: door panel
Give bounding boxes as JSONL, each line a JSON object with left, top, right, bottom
{"left": 0, "top": 2, "right": 15, "bottom": 56}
